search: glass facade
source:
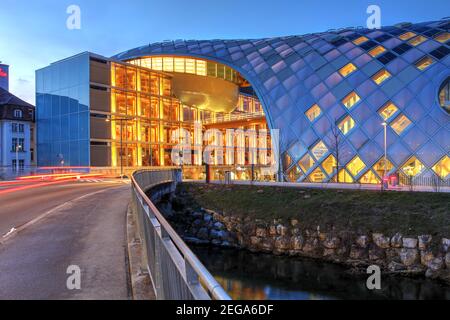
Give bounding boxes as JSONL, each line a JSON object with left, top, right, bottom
{"left": 36, "top": 52, "right": 90, "bottom": 166}
{"left": 37, "top": 19, "right": 450, "bottom": 186}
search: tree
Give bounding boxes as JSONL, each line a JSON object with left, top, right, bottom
{"left": 329, "top": 118, "right": 343, "bottom": 183}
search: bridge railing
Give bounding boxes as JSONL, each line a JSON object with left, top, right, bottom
{"left": 130, "top": 169, "right": 231, "bottom": 300}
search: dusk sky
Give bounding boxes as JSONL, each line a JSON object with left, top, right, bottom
{"left": 0, "top": 0, "right": 448, "bottom": 104}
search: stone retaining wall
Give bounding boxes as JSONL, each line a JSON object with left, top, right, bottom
{"left": 159, "top": 194, "right": 450, "bottom": 284}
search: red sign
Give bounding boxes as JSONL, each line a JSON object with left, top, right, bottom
{"left": 0, "top": 68, "right": 7, "bottom": 77}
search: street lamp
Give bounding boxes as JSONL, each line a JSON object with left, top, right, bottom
{"left": 15, "top": 143, "right": 22, "bottom": 173}
{"left": 381, "top": 122, "right": 388, "bottom": 190}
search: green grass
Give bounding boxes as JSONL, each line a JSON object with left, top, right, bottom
{"left": 178, "top": 183, "right": 450, "bottom": 238}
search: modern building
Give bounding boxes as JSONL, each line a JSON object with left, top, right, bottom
{"left": 0, "top": 87, "right": 36, "bottom": 178}
{"left": 36, "top": 19, "right": 449, "bottom": 185}
{"left": 0, "top": 63, "right": 9, "bottom": 91}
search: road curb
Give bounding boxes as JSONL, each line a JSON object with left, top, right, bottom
{"left": 126, "top": 203, "right": 156, "bottom": 300}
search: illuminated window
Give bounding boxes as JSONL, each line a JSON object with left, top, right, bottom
{"left": 359, "top": 170, "right": 380, "bottom": 184}
{"left": 399, "top": 32, "right": 416, "bottom": 41}
{"left": 434, "top": 32, "right": 450, "bottom": 43}
{"left": 439, "top": 77, "right": 450, "bottom": 114}
{"left": 415, "top": 56, "right": 434, "bottom": 70}
{"left": 338, "top": 115, "right": 355, "bottom": 135}
{"left": 432, "top": 156, "right": 450, "bottom": 179}
{"left": 353, "top": 36, "right": 368, "bottom": 45}
{"left": 369, "top": 46, "right": 386, "bottom": 57}
{"left": 163, "top": 57, "right": 174, "bottom": 72}
{"left": 308, "top": 167, "right": 326, "bottom": 182}
{"left": 151, "top": 57, "right": 163, "bottom": 71}
{"left": 408, "top": 35, "right": 427, "bottom": 46}
{"left": 196, "top": 60, "right": 207, "bottom": 76}
{"left": 346, "top": 156, "right": 366, "bottom": 177}
{"left": 339, "top": 63, "right": 357, "bottom": 77}
{"left": 322, "top": 155, "right": 337, "bottom": 175}
{"left": 174, "top": 58, "right": 185, "bottom": 73}
{"left": 287, "top": 165, "right": 303, "bottom": 182}
{"left": 283, "top": 152, "right": 292, "bottom": 169}
{"left": 338, "top": 169, "right": 353, "bottom": 183}
{"left": 373, "top": 158, "right": 394, "bottom": 178}
{"left": 311, "top": 141, "right": 328, "bottom": 160}
{"left": 207, "top": 62, "right": 217, "bottom": 77}
{"left": 401, "top": 157, "right": 424, "bottom": 177}
{"left": 372, "top": 69, "right": 391, "bottom": 84}
{"left": 305, "top": 104, "right": 322, "bottom": 122}
{"left": 298, "top": 153, "right": 315, "bottom": 172}
{"left": 342, "top": 92, "right": 360, "bottom": 109}
{"left": 378, "top": 102, "right": 398, "bottom": 121}
{"left": 390, "top": 114, "right": 411, "bottom": 135}
{"left": 185, "top": 59, "right": 196, "bottom": 74}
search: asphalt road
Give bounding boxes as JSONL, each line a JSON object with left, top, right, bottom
{"left": 0, "top": 180, "right": 132, "bottom": 299}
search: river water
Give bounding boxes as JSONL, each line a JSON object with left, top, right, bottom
{"left": 192, "top": 246, "right": 450, "bottom": 300}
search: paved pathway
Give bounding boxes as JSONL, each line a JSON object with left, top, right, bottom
{"left": 0, "top": 184, "right": 131, "bottom": 299}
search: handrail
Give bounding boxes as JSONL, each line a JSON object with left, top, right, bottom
{"left": 130, "top": 169, "right": 231, "bottom": 300}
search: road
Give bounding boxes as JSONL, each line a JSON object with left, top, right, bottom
{"left": 0, "top": 179, "right": 132, "bottom": 299}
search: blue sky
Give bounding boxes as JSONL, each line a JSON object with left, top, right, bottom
{"left": 0, "top": 0, "right": 448, "bottom": 104}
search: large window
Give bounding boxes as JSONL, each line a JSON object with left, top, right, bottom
{"left": 378, "top": 102, "right": 398, "bottom": 121}
{"left": 305, "top": 104, "right": 322, "bottom": 122}
{"left": 372, "top": 69, "right": 391, "bottom": 85}
{"left": 128, "top": 56, "right": 239, "bottom": 84}
{"left": 401, "top": 157, "right": 424, "bottom": 177}
{"left": 390, "top": 114, "right": 411, "bottom": 135}
{"left": 438, "top": 77, "right": 450, "bottom": 114}
{"left": 342, "top": 92, "right": 360, "bottom": 109}
{"left": 339, "top": 63, "right": 357, "bottom": 77}
{"left": 369, "top": 46, "right": 386, "bottom": 57}
{"left": 415, "top": 56, "right": 434, "bottom": 70}
{"left": 338, "top": 115, "right": 355, "bottom": 135}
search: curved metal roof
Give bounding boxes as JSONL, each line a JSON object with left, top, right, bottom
{"left": 114, "top": 19, "right": 450, "bottom": 180}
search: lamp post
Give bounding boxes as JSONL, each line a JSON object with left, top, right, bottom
{"left": 381, "top": 122, "right": 388, "bottom": 190}
{"left": 15, "top": 143, "right": 22, "bottom": 173}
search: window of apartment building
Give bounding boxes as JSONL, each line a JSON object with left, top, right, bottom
{"left": 372, "top": 69, "right": 391, "bottom": 85}
{"left": 18, "top": 123, "right": 24, "bottom": 132}
{"left": 11, "top": 123, "right": 18, "bottom": 132}
{"left": 12, "top": 159, "right": 25, "bottom": 171}
{"left": 14, "top": 109, "right": 23, "bottom": 118}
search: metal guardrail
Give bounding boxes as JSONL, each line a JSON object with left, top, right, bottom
{"left": 130, "top": 169, "right": 231, "bottom": 300}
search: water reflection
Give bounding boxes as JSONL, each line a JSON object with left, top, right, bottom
{"left": 192, "top": 246, "right": 450, "bottom": 300}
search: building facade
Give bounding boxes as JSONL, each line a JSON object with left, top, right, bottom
{"left": 0, "top": 87, "right": 35, "bottom": 178}
{"left": 37, "top": 19, "right": 450, "bottom": 185}
{"left": 0, "top": 63, "right": 9, "bottom": 91}
{"left": 36, "top": 53, "right": 271, "bottom": 180}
